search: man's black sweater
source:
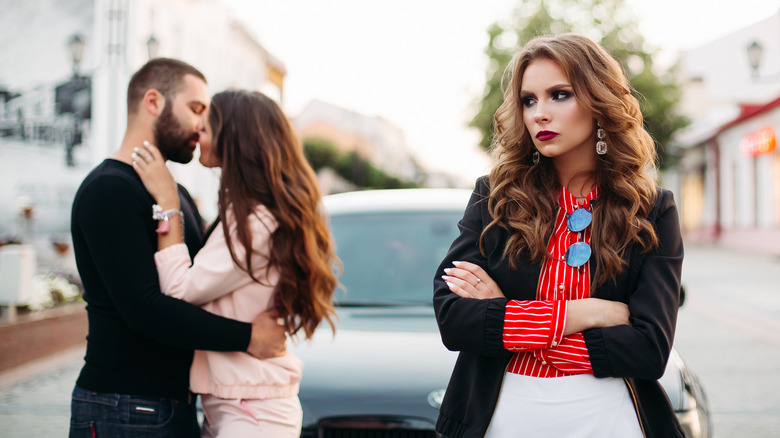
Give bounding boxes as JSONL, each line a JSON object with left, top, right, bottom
{"left": 71, "top": 159, "right": 250, "bottom": 400}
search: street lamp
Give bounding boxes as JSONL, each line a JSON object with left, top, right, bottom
{"left": 56, "top": 33, "right": 91, "bottom": 167}
{"left": 68, "top": 34, "right": 86, "bottom": 77}
{"left": 746, "top": 40, "right": 763, "bottom": 78}
{"left": 146, "top": 34, "right": 160, "bottom": 59}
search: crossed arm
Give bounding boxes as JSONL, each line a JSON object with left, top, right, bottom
{"left": 443, "top": 260, "right": 629, "bottom": 373}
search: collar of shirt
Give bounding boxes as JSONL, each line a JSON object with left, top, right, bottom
{"left": 558, "top": 185, "right": 600, "bottom": 214}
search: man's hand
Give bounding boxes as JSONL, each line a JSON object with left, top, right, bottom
{"left": 247, "top": 308, "right": 287, "bottom": 359}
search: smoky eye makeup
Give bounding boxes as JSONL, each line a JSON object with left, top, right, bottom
{"left": 552, "top": 90, "right": 573, "bottom": 101}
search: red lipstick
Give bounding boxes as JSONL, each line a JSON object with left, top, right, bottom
{"left": 536, "top": 130, "right": 558, "bottom": 141}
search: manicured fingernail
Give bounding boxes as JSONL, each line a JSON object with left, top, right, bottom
{"left": 442, "top": 275, "right": 452, "bottom": 281}
{"left": 131, "top": 152, "right": 138, "bottom": 158}
{"left": 133, "top": 147, "right": 140, "bottom": 152}
{"left": 452, "top": 261, "right": 462, "bottom": 266}
{"left": 143, "top": 141, "right": 150, "bottom": 146}
{"left": 446, "top": 282, "right": 456, "bottom": 289}
{"left": 443, "top": 268, "right": 452, "bottom": 274}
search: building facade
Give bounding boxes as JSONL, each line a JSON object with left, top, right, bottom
{"left": 292, "top": 99, "right": 423, "bottom": 192}
{"left": 671, "top": 8, "right": 780, "bottom": 255}
{"left": 0, "top": 0, "right": 285, "bottom": 241}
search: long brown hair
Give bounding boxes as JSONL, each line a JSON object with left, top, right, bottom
{"left": 486, "top": 33, "right": 659, "bottom": 288}
{"left": 208, "top": 90, "right": 338, "bottom": 338}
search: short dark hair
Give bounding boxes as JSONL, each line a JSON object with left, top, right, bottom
{"left": 126, "top": 58, "right": 206, "bottom": 114}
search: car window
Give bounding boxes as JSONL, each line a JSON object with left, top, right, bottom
{"left": 330, "top": 211, "right": 462, "bottom": 306}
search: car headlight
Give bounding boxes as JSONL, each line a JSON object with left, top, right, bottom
{"left": 676, "top": 392, "right": 702, "bottom": 438}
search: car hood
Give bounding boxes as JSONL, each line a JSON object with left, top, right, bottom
{"left": 289, "top": 306, "right": 690, "bottom": 427}
{"left": 289, "top": 306, "right": 457, "bottom": 427}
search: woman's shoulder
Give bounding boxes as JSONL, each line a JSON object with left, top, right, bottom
{"left": 475, "top": 175, "right": 490, "bottom": 193}
{"left": 222, "top": 204, "right": 278, "bottom": 235}
{"left": 648, "top": 186, "right": 678, "bottom": 221}
{"left": 467, "top": 175, "right": 491, "bottom": 203}
{"left": 249, "top": 204, "right": 278, "bottom": 233}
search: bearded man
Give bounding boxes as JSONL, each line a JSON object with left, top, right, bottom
{"left": 68, "top": 58, "right": 287, "bottom": 437}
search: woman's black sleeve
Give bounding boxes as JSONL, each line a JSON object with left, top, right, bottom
{"left": 584, "top": 190, "right": 684, "bottom": 380}
{"left": 433, "top": 177, "right": 510, "bottom": 357}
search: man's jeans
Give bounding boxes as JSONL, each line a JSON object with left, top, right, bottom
{"left": 69, "top": 385, "right": 199, "bottom": 437}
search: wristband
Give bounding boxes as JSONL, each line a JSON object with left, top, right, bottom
{"left": 152, "top": 204, "right": 184, "bottom": 234}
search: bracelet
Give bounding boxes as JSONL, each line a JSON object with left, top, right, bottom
{"left": 152, "top": 204, "right": 184, "bottom": 235}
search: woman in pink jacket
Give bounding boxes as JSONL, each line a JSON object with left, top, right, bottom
{"left": 131, "top": 90, "right": 339, "bottom": 437}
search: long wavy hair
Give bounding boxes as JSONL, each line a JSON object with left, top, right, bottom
{"left": 208, "top": 90, "right": 339, "bottom": 338}
{"left": 486, "top": 33, "right": 659, "bottom": 288}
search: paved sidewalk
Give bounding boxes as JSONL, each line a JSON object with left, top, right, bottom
{"left": 0, "top": 344, "right": 84, "bottom": 437}
{"left": 1, "top": 243, "right": 779, "bottom": 437}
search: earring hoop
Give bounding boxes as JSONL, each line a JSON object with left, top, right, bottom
{"left": 532, "top": 149, "right": 540, "bottom": 164}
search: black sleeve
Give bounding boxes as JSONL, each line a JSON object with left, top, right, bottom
{"left": 584, "top": 190, "right": 684, "bottom": 380}
{"left": 433, "top": 177, "right": 510, "bottom": 357}
{"left": 75, "top": 175, "right": 251, "bottom": 351}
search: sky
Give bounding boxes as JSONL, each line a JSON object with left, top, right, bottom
{"left": 220, "top": 0, "right": 779, "bottom": 183}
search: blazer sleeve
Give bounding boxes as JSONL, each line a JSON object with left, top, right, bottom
{"left": 584, "top": 189, "right": 684, "bottom": 380}
{"left": 155, "top": 206, "right": 276, "bottom": 307}
{"left": 433, "top": 177, "right": 510, "bottom": 358}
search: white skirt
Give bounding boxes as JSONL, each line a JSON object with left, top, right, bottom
{"left": 485, "top": 372, "right": 643, "bottom": 438}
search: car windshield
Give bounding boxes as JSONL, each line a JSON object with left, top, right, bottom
{"left": 329, "top": 210, "right": 463, "bottom": 306}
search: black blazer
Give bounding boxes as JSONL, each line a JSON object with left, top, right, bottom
{"left": 433, "top": 176, "right": 685, "bottom": 438}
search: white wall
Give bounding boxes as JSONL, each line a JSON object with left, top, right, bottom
{"left": 0, "top": 0, "right": 284, "bottom": 244}
{"left": 678, "top": 11, "right": 780, "bottom": 129}
{"left": 89, "top": 0, "right": 283, "bottom": 220}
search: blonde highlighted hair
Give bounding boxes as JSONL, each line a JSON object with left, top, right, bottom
{"left": 485, "top": 33, "right": 659, "bottom": 288}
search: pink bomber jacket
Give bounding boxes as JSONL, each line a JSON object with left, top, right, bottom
{"left": 154, "top": 205, "right": 302, "bottom": 400}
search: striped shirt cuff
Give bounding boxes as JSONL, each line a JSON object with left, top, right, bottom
{"left": 503, "top": 299, "right": 567, "bottom": 351}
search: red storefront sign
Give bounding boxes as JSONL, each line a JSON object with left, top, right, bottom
{"left": 740, "top": 127, "right": 777, "bottom": 157}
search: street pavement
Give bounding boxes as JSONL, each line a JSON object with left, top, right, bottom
{"left": 1, "top": 243, "right": 779, "bottom": 437}
{"left": 0, "top": 344, "right": 83, "bottom": 436}
{"left": 673, "top": 243, "right": 780, "bottom": 437}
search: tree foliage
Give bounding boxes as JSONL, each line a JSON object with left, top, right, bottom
{"left": 470, "top": 0, "right": 688, "bottom": 169}
{"left": 303, "top": 138, "right": 416, "bottom": 190}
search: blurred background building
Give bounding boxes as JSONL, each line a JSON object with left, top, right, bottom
{"left": 0, "top": 0, "right": 287, "bottom": 290}
{"left": 292, "top": 99, "right": 424, "bottom": 190}
{"left": 2, "top": 0, "right": 780, "bottom": 283}
{"left": 0, "top": 0, "right": 286, "bottom": 243}
{"left": 668, "top": 8, "right": 780, "bottom": 256}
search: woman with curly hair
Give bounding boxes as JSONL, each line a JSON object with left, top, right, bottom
{"left": 132, "top": 90, "right": 339, "bottom": 437}
{"left": 434, "top": 34, "right": 684, "bottom": 437}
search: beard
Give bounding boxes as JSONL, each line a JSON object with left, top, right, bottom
{"left": 154, "top": 102, "right": 198, "bottom": 164}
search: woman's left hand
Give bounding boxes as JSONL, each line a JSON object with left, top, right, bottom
{"left": 131, "top": 141, "right": 180, "bottom": 209}
{"left": 442, "top": 260, "right": 505, "bottom": 300}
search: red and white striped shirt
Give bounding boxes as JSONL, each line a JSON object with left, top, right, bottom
{"left": 504, "top": 186, "right": 599, "bottom": 378}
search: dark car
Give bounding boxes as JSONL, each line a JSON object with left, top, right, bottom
{"left": 292, "top": 188, "right": 711, "bottom": 438}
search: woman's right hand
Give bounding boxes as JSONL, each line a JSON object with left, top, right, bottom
{"left": 564, "top": 298, "right": 630, "bottom": 335}
{"left": 131, "top": 141, "right": 180, "bottom": 210}
{"left": 442, "top": 260, "right": 505, "bottom": 300}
